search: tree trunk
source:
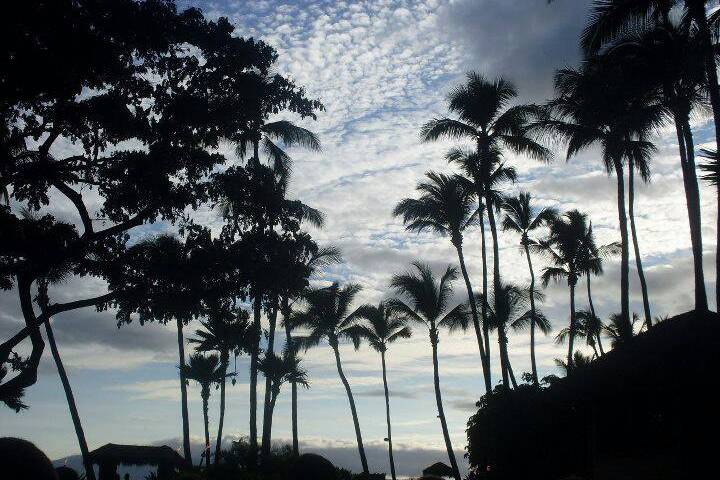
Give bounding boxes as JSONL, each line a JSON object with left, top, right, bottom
{"left": 454, "top": 241, "right": 491, "bottom": 393}
{"left": 176, "top": 318, "right": 192, "bottom": 465}
{"left": 331, "top": 341, "right": 369, "bottom": 475}
{"left": 261, "top": 299, "right": 279, "bottom": 461}
{"left": 628, "top": 157, "right": 652, "bottom": 328}
{"left": 215, "top": 350, "right": 228, "bottom": 465}
{"left": 567, "top": 282, "right": 577, "bottom": 371}
{"left": 44, "top": 320, "right": 96, "bottom": 480}
{"left": 673, "top": 112, "right": 708, "bottom": 311}
{"left": 523, "top": 242, "right": 539, "bottom": 384}
{"left": 249, "top": 292, "right": 262, "bottom": 467}
{"left": 614, "top": 159, "right": 631, "bottom": 334}
{"left": 691, "top": 3, "right": 720, "bottom": 309}
{"left": 504, "top": 346, "right": 518, "bottom": 388}
{"left": 477, "top": 203, "right": 492, "bottom": 389}
{"left": 381, "top": 350, "right": 397, "bottom": 480}
{"left": 586, "top": 275, "right": 604, "bottom": 356}
{"left": 429, "top": 326, "right": 461, "bottom": 480}
{"left": 282, "top": 299, "right": 299, "bottom": 457}
{"left": 202, "top": 393, "right": 210, "bottom": 469}
{"left": 485, "top": 193, "right": 502, "bottom": 295}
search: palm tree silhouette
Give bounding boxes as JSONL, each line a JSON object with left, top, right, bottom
{"left": 422, "top": 73, "right": 549, "bottom": 383}
{"left": 555, "top": 351, "right": 593, "bottom": 376}
{"left": 700, "top": 148, "right": 720, "bottom": 308}
{"left": 389, "top": 262, "right": 469, "bottom": 480}
{"left": 570, "top": 309, "right": 607, "bottom": 357}
{"left": 181, "top": 353, "right": 226, "bottom": 468}
{"left": 394, "top": 171, "right": 490, "bottom": 392}
{"left": 602, "top": 16, "right": 708, "bottom": 312}
{"left": 582, "top": 2, "right": 720, "bottom": 304}
{"left": 257, "top": 346, "right": 309, "bottom": 456}
{"left": 190, "top": 303, "right": 252, "bottom": 464}
{"left": 349, "top": 302, "right": 412, "bottom": 480}
{"left": 501, "top": 192, "right": 557, "bottom": 384}
{"left": 604, "top": 312, "right": 642, "bottom": 347}
{"left": 295, "top": 282, "right": 370, "bottom": 475}
{"left": 536, "top": 57, "right": 664, "bottom": 332}
{"left": 539, "top": 210, "right": 588, "bottom": 371}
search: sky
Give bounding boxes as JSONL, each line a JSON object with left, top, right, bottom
{"left": 1, "top": 0, "right": 717, "bottom": 477}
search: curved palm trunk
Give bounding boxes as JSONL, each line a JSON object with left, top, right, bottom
{"left": 176, "top": 318, "right": 192, "bottom": 465}
{"left": 673, "top": 111, "right": 708, "bottom": 311}
{"left": 613, "top": 160, "right": 631, "bottom": 333}
{"left": 261, "top": 300, "right": 279, "bottom": 461}
{"left": 201, "top": 391, "right": 210, "bottom": 469}
{"left": 282, "top": 299, "right": 299, "bottom": 457}
{"left": 628, "top": 158, "right": 652, "bottom": 328}
{"left": 380, "top": 350, "right": 397, "bottom": 480}
{"left": 44, "top": 320, "right": 96, "bottom": 480}
{"left": 586, "top": 275, "right": 604, "bottom": 356}
{"left": 504, "top": 346, "right": 518, "bottom": 388}
{"left": 249, "top": 292, "right": 262, "bottom": 467}
{"left": 331, "top": 341, "right": 369, "bottom": 475}
{"left": 215, "top": 351, "right": 228, "bottom": 465}
{"left": 454, "top": 241, "right": 491, "bottom": 393}
{"left": 523, "top": 242, "right": 539, "bottom": 384}
{"left": 567, "top": 282, "right": 577, "bottom": 371}
{"left": 429, "top": 327, "right": 461, "bottom": 480}
{"left": 691, "top": 3, "right": 720, "bottom": 309}
{"left": 477, "top": 204, "right": 492, "bottom": 387}
{"left": 486, "top": 195, "right": 511, "bottom": 386}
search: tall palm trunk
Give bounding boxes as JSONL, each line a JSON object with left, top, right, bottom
{"left": 429, "top": 326, "right": 461, "bottom": 480}
{"left": 504, "top": 346, "right": 518, "bottom": 388}
{"left": 282, "top": 298, "right": 299, "bottom": 457}
{"left": 331, "top": 340, "right": 369, "bottom": 475}
{"left": 201, "top": 391, "right": 210, "bottom": 469}
{"left": 627, "top": 158, "right": 652, "bottom": 328}
{"left": 249, "top": 292, "right": 262, "bottom": 466}
{"left": 523, "top": 242, "right": 539, "bottom": 384}
{"left": 485, "top": 195, "right": 510, "bottom": 386}
{"left": 380, "top": 350, "right": 397, "bottom": 480}
{"left": 586, "top": 275, "right": 604, "bottom": 356}
{"left": 567, "top": 280, "right": 578, "bottom": 371}
{"left": 453, "top": 240, "right": 491, "bottom": 393}
{"left": 44, "top": 320, "right": 96, "bottom": 480}
{"left": 671, "top": 107, "right": 708, "bottom": 310}
{"left": 261, "top": 299, "right": 279, "bottom": 461}
{"left": 690, "top": 2, "right": 720, "bottom": 309}
{"left": 176, "top": 318, "right": 192, "bottom": 465}
{"left": 613, "top": 159, "right": 631, "bottom": 332}
{"left": 477, "top": 203, "right": 492, "bottom": 387}
{"left": 215, "top": 350, "right": 228, "bottom": 465}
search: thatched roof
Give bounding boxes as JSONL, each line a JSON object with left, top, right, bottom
{"left": 423, "top": 462, "right": 454, "bottom": 477}
{"left": 88, "top": 443, "right": 187, "bottom": 467}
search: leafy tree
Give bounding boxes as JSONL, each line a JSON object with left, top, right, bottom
{"left": 501, "top": 192, "right": 557, "bottom": 384}
{"left": 538, "top": 211, "right": 590, "bottom": 371}
{"left": 389, "top": 262, "right": 469, "bottom": 480}
{"left": 294, "top": 283, "right": 370, "bottom": 475}
{"left": 348, "top": 302, "right": 412, "bottom": 480}
{"left": 394, "top": 171, "right": 490, "bottom": 392}
{"left": 190, "top": 302, "right": 253, "bottom": 464}
{"left": 181, "top": 353, "right": 226, "bottom": 468}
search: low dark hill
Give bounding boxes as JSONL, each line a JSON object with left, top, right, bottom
{"left": 466, "top": 310, "right": 720, "bottom": 480}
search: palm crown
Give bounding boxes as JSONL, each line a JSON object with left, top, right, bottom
{"left": 181, "top": 353, "right": 226, "bottom": 400}
{"left": 501, "top": 192, "right": 558, "bottom": 244}
{"left": 539, "top": 210, "right": 590, "bottom": 287}
{"left": 295, "top": 282, "right": 364, "bottom": 349}
{"left": 349, "top": 302, "right": 412, "bottom": 353}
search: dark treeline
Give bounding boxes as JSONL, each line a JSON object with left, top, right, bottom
{"left": 1, "top": 1, "right": 719, "bottom": 480}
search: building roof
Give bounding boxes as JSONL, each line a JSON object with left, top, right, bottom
{"left": 422, "top": 461, "right": 454, "bottom": 477}
{"left": 88, "top": 443, "right": 187, "bottom": 467}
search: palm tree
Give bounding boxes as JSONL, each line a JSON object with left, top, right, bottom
{"left": 602, "top": 18, "right": 708, "bottom": 312}
{"left": 181, "top": 353, "right": 226, "bottom": 468}
{"left": 35, "top": 280, "right": 96, "bottom": 480}
{"left": 604, "top": 312, "right": 642, "bottom": 347}
{"left": 422, "top": 73, "right": 550, "bottom": 367}
{"left": 294, "top": 282, "right": 370, "bottom": 475}
{"left": 389, "top": 262, "right": 469, "bottom": 480}
{"left": 501, "top": 192, "right": 557, "bottom": 383}
{"left": 536, "top": 57, "right": 664, "bottom": 332}
{"left": 556, "top": 310, "right": 602, "bottom": 358}
{"left": 349, "top": 302, "right": 412, "bottom": 480}
{"left": 393, "top": 171, "right": 491, "bottom": 392}
{"left": 582, "top": 4, "right": 720, "bottom": 304}
{"left": 190, "top": 304, "right": 252, "bottom": 464}
{"left": 539, "top": 210, "right": 588, "bottom": 371}
{"left": 257, "top": 346, "right": 309, "bottom": 457}
{"left": 577, "top": 222, "right": 621, "bottom": 330}
{"left": 555, "top": 351, "right": 593, "bottom": 376}
{"left": 574, "top": 309, "right": 607, "bottom": 356}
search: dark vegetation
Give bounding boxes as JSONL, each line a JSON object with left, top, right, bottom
{"left": 2, "top": 1, "right": 720, "bottom": 479}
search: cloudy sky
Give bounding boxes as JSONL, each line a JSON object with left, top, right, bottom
{"left": 1, "top": 0, "right": 717, "bottom": 476}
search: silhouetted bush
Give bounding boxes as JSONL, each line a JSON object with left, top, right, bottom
{"left": 0, "top": 437, "right": 58, "bottom": 480}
